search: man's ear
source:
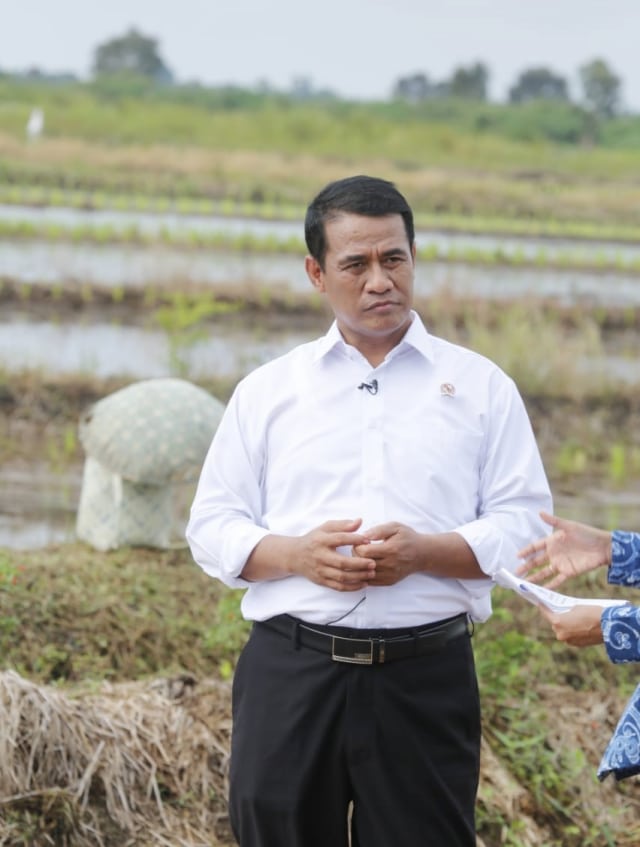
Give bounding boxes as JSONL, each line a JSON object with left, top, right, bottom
{"left": 305, "top": 255, "right": 325, "bottom": 292}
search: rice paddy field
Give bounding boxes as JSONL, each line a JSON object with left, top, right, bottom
{"left": 1, "top": 80, "right": 640, "bottom": 845}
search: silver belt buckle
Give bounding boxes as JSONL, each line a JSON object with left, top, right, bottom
{"left": 331, "top": 636, "right": 375, "bottom": 665}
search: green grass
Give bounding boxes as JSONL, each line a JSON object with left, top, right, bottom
{"left": 2, "top": 78, "right": 640, "bottom": 230}
{"left": 0, "top": 545, "right": 250, "bottom": 682}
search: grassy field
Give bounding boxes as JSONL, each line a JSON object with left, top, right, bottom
{"left": 2, "top": 79, "right": 640, "bottom": 232}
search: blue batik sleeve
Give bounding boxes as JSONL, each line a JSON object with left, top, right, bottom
{"left": 608, "top": 532, "right": 640, "bottom": 587}
{"left": 602, "top": 605, "right": 640, "bottom": 663}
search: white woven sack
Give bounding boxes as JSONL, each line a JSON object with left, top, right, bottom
{"left": 76, "top": 456, "right": 172, "bottom": 551}
{"left": 78, "top": 378, "right": 225, "bottom": 485}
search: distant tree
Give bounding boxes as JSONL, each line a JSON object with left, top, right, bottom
{"left": 392, "top": 72, "right": 432, "bottom": 103}
{"left": 92, "top": 28, "right": 173, "bottom": 83}
{"left": 448, "top": 62, "right": 489, "bottom": 100}
{"left": 579, "top": 58, "right": 621, "bottom": 118}
{"left": 287, "top": 75, "right": 336, "bottom": 101}
{"left": 508, "top": 67, "right": 569, "bottom": 103}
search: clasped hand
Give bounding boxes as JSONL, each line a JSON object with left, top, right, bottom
{"left": 295, "top": 519, "right": 420, "bottom": 591}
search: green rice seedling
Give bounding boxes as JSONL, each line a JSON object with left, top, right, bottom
{"left": 134, "top": 194, "right": 150, "bottom": 211}
{"left": 49, "top": 188, "right": 65, "bottom": 206}
{"left": 418, "top": 243, "right": 439, "bottom": 261}
{"left": 555, "top": 441, "right": 590, "bottom": 476}
{"left": 45, "top": 425, "right": 78, "bottom": 472}
{"left": 43, "top": 222, "right": 62, "bottom": 239}
{"left": 220, "top": 198, "right": 235, "bottom": 216}
{"left": 284, "top": 233, "right": 305, "bottom": 254}
{"left": 70, "top": 224, "right": 87, "bottom": 243}
{"left": 608, "top": 443, "right": 627, "bottom": 484}
{"left": 534, "top": 248, "right": 548, "bottom": 266}
{"left": 92, "top": 223, "right": 112, "bottom": 244}
{"left": 143, "top": 285, "right": 160, "bottom": 307}
{"left": 464, "top": 303, "right": 606, "bottom": 398}
{"left": 152, "top": 291, "right": 238, "bottom": 333}
{"left": 121, "top": 223, "right": 142, "bottom": 243}
{"left": 492, "top": 246, "right": 508, "bottom": 264}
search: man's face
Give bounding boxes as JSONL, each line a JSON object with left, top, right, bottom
{"left": 305, "top": 213, "right": 415, "bottom": 361}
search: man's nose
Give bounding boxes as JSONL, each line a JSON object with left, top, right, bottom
{"left": 365, "top": 263, "right": 393, "bottom": 292}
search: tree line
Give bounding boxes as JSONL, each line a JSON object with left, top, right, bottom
{"left": 1, "top": 27, "right": 628, "bottom": 120}
{"left": 393, "top": 60, "right": 621, "bottom": 120}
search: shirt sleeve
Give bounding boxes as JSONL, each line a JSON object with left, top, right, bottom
{"left": 186, "top": 382, "right": 271, "bottom": 589}
{"left": 602, "top": 604, "right": 640, "bottom": 663}
{"left": 454, "top": 371, "right": 553, "bottom": 582}
{"left": 608, "top": 531, "right": 640, "bottom": 587}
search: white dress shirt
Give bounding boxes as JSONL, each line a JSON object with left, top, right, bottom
{"left": 187, "top": 312, "right": 552, "bottom": 627}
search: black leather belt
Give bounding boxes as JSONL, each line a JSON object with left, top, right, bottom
{"left": 257, "top": 612, "right": 471, "bottom": 665}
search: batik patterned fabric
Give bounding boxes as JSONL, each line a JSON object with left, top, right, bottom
{"left": 597, "top": 531, "right": 640, "bottom": 781}
{"left": 608, "top": 531, "right": 640, "bottom": 588}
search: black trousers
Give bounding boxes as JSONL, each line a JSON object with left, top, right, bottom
{"left": 229, "top": 619, "right": 480, "bottom": 847}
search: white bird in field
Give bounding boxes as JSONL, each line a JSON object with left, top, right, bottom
{"left": 26, "top": 108, "right": 44, "bottom": 141}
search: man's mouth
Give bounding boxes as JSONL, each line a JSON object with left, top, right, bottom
{"left": 366, "top": 300, "right": 397, "bottom": 311}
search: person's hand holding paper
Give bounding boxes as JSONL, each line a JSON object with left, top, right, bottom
{"left": 538, "top": 604, "right": 607, "bottom": 647}
{"left": 493, "top": 566, "right": 629, "bottom": 614}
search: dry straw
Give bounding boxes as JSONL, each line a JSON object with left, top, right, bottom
{"left": 0, "top": 670, "right": 233, "bottom": 846}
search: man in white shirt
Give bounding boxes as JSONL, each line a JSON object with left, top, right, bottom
{"left": 187, "top": 175, "right": 552, "bottom": 847}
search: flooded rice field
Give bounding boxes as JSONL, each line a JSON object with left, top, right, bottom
{"left": 1, "top": 208, "right": 639, "bottom": 550}
{"left": 4, "top": 459, "right": 638, "bottom": 552}
{"left": 3, "top": 240, "right": 640, "bottom": 306}
{"left": 1, "top": 311, "right": 638, "bottom": 385}
{"left": 3, "top": 204, "right": 640, "bottom": 263}
{"left": 1, "top": 314, "right": 314, "bottom": 379}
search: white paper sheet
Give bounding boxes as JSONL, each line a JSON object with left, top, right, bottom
{"left": 493, "top": 567, "right": 631, "bottom": 614}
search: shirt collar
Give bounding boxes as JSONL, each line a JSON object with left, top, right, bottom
{"left": 312, "top": 310, "right": 435, "bottom": 364}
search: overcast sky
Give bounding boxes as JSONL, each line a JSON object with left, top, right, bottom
{"left": 2, "top": 0, "right": 639, "bottom": 110}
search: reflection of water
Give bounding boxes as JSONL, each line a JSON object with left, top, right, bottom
{"left": 0, "top": 318, "right": 314, "bottom": 379}
{"left": 3, "top": 465, "right": 639, "bottom": 551}
{"left": 0, "top": 463, "right": 195, "bottom": 550}
{"left": 2, "top": 204, "right": 640, "bottom": 261}
{"left": 0, "top": 464, "right": 79, "bottom": 549}
{"left": 0, "top": 514, "right": 74, "bottom": 549}
{"left": 553, "top": 488, "right": 640, "bottom": 534}
{"left": 1, "top": 241, "right": 302, "bottom": 290}
{"left": 3, "top": 240, "right": 640, "bottom": 306}
{"left": 3, "top": 211, "right": 639, "bottom": 550}
{"left": 2, "top": 314, "right": 638, "bottom": 384}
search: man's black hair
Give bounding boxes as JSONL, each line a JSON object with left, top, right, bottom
{"left": 304, "top": 175, "right": 415, "bottom": 269}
